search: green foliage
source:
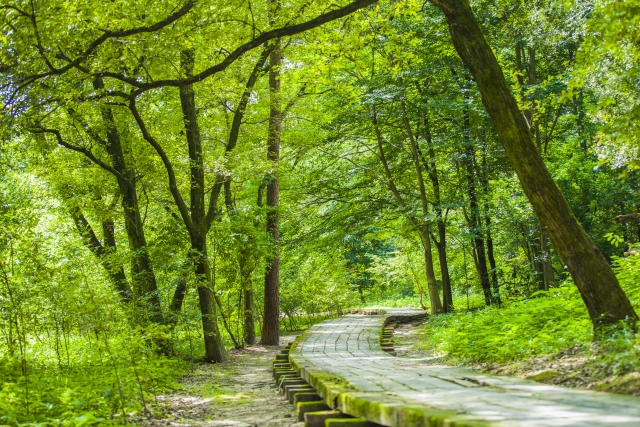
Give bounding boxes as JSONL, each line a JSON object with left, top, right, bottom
{"left": 417, "top": 286, "right": 591, "bottom": 363}
{"left": 575, "top": 0, "right": 640, "bottom": 164}
{"left": 417, "top": 255, "right": 640, "bottom": 371}
{"left": 2, "top": 0, "right": 640, "bottom": 423}
{"left": 0, "top": 337, "right": 186, "bottom": 426}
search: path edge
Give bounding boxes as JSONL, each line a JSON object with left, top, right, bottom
{"left": 288, "top": 311, "right": 494, "bottom": 427}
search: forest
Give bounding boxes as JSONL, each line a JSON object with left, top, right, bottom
{"left": 1, "top": 0, "right": 640, "bottom": 425}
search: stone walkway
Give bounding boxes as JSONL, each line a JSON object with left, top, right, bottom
{"left": 289, "top": 309, "right": 640, "bottom": 427}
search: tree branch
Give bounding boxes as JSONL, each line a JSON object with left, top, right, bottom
{"left": 205, "top": 46, "right": 271, "bottom": 230}
{"left": 104, "top": 0, "right": 377, "bottom": 94}
{"left": 20, "top": 2, "right": 196, "bottom": 84}
{"left": 615, "top": 213, "right": 640, "bottom": 222}
{"left": 129, "top": 98, "right": 195, "bottom": 235}
{"left": 32, "top": 127, "right": 126, "bottom": 180}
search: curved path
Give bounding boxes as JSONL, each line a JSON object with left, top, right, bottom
{"left": 289, "top": 309, "right": 640, "bottom": 427}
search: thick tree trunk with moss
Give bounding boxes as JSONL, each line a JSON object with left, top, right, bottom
{"left": 430, "top": 0, "right": 638, "bottom": 328}
{"left": 261, "top": 39, "right": 282, "bottom": 346}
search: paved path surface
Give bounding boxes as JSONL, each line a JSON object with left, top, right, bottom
{"left": 289, "top": 309, "right": 640, "bottom": 427}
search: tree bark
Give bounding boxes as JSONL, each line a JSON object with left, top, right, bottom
{"left": 261, "top": 38, "right": 282, "bottom": 346}
{"left": 91, "top": 78, "right": 164, "bottom": 324}
{"left": 169, "top": 277, "right": 187, "bottom": 326}
{"left": 430, "top": 0, "right": 638, "bottom": 329}
{"left": 480, "top": 145, "right": 500, "bottom": 302}
{"left": 400, "top": 96, "right": 443, "bottom": 314}
{"left": 180, "top": 49, "right": 228, "bottom": 362}
{"left": 243, "top": 286, "right": 256, "bottom": 346}
{"left": 615, "top": 213, "right": 640, "bottom": 222}
{"left": 460, "top": 81, "right": 493, "bottom": 306}
{"left": 420, "top": 104, "right": 454, "bottom": 312}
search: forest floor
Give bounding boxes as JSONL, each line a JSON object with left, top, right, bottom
{"left": 393, "top": 320, "right": 640, "bottom": 397}
{"left": 139, "top": 333, "right": 303, "bottom": 427}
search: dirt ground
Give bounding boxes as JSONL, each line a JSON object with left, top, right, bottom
{"left": 393, "top": 320, "right": 640, "bottom": 396}
{"left": 142, "top": 333, "right": 303, "bottom": 427}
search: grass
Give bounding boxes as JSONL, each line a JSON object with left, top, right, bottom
{"left": 412, "top": 256, "right": 640, "bottom": 383}
{"left": 416, "top": 286, "right": 592, "bottom": 363}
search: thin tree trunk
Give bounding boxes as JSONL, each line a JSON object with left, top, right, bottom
{"left": 243, "top": 285, "right": 256, "bottom": 345}
{"left": 460, "top": 81, "right": 493, "bottom": 306}
{"left": 430, "top": 0, "right": 638, "bottom": 329}
{"left": 93, "top": 78, "right": 164, "bottom": 324}
{"left": 400, "top": 96, "right": 443, "bottom": 314}
{"left": 540, "top": 230, "right": 553, "bottom": 291}
{"left": 180, "top": 49, "right": 228, "bottom": 362}
{"left": 421, "top": 105, "right": 453, "bottom": 312}
{"left": 130, "top": 47, "right": 269, "bottom": 360}
{"left": 528, "top": 47, "right": 554, "bottom": 291}
{"left": 69, "top": 206, "right": 132, "bottom": 302}
{"left": 260, "top": 38, "right": 282, "bottom": 346}
{"left": 373, "top": 108, "right": 442, "bottom": 314}
{"left": 480, "top": 145, "right": 500, "bottom": 303}
{"left": 169, "top": 277, "right": 187, "bottom": 326}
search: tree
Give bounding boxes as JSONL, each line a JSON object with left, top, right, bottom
{"left": 429, "top": 0, "right": 638, "bottom": 329}
{"left": 260, "top": 37, "right": 282, "bottom": 346}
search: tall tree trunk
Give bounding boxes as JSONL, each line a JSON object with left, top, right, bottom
{"left": 421, "top": 106, "right": 454, "bottom": 312}
{"left": 460, "top": 81, "right": 493, "bottom": 306}
{"left": 180, "top": 49, "right": 227, "bottom": 362}
{"left": 261, "top": 38, "right": 282, "bottom": 346}
{"left": 400, "top": 96, "right": 443, "bottom": 315}
{"left": 93, "top": 79, "right": 164, "bottom": 323}
{"left": 430, "top": 0, "right": 638, "bottom": 329}
{"left": 243, "top": 285, "right": 256, "bottom": 346}
{"left": 540, "top": 230, "right": 554, "bottom": 291}
{"left": 528, "top": 47, "right": 555, "bottom": 291}
{"left": 480, "top": 144, "right": 500, "bottom": 303}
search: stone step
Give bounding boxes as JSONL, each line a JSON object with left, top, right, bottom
{"left": 304, "top": 410, "right": 348, "bottom": 427}
{"left": 294, "top": 392, "right": 322, "bottom": 405}
{"left": 274, "top": 369, "right": 296, "bottom": 382}
{"left": 279, "top": 378, "right": 307, "bottom": 390}
{"left": 325, "top": 417, "right": 376, "bottom": 427}
{"left": 287, "top": 386, "right": 316, "bottom": 403}
{"left": 297, "top": 401, "right": 330, "bottom": 422}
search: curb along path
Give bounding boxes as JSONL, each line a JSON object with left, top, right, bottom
{"left": 282, "top": 308, "right": 640, "bottom": 427}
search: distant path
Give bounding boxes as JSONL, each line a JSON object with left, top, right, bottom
{"left": 290, "top": 308, "right": 640, "bottom": 427}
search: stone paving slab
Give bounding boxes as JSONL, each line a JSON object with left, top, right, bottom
{"left": 288, "top": 308, "right": 640, "bottom": 427}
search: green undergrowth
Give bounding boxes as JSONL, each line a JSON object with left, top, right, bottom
{"left": 362, "top": 296, "right": 423, "bottom": 308}
{"left": 416, "top": 255, "right": 640, "bottom": 376}
{"left": 418, "top": 286, "right": 592, "bottom": 363}
{"left": 0, "top": 327, "right": 188, "bottom": 427}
